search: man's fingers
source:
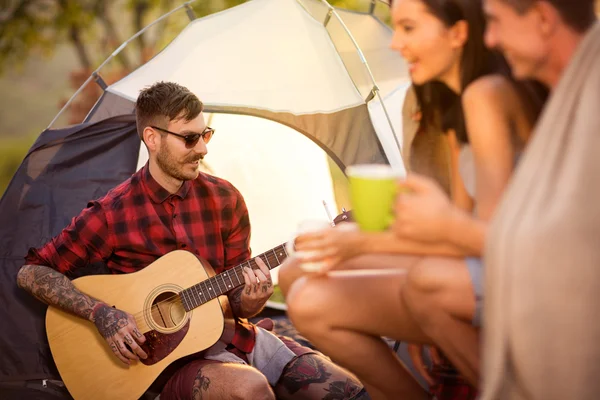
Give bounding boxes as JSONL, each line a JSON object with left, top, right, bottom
{"left": 109, "top": 340, "right": 130, "bottom": 365}
{"left": 242, "top": 267, "right": 254, "bottom": 286}
{"left": 116, "top": 338, "right": 138, "bottom": 361}
{"left": 254, "top": 268, "right": 268, "bottom": 283}
{"left": 132, "top": 327, "right": 146, "bottom": 344}
{"left": 124, "top": 333, "right": 148, "bottom": 360}
{"left": 254, "top": 257, "right": 271, "bottom": 278}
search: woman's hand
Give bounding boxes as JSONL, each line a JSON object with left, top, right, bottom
{"left": 293, "top": 223, "right": 363, "bottom": 272}
{"left": 393, "top": 174, "right": 456, "bottom": 243}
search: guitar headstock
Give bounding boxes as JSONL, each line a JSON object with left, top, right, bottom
{"left": 333, "top": 209, "right": 353, "bottom": 226}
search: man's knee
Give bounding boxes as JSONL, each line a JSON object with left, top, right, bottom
{"left": 192, "top": 363, "right": 275, "bottom": 400}
{"left": 232, "top": 369, "right": 275, "bottom": 400}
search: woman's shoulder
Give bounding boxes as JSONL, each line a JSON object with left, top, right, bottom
{"left": 462, "top": 74, "right": 520, "bottom": 116}
{"left": 463, "top": 75, "right": 517, "bottom": 104}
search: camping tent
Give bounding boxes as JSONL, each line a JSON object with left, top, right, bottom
{"left": 0, "top": 0, "right": 410, "bottom": 395}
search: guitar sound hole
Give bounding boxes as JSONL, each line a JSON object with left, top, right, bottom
{"left": 150, "top": 291, "right": 186, "bottom": 329}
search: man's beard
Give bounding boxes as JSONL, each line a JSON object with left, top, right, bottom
{"left": 156, "top": 144, "right": 202, "bottom": 181}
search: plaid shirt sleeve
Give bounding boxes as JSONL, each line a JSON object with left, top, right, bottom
{"left": 223, "top": 187, "right": 251, "bottom": 269}
{"left": 25, "top": 201, "right": 113, "bottom": 274}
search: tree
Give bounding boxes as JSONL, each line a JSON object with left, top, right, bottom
{"left": 0, "top": 0, "right": 98, "bottom": 73}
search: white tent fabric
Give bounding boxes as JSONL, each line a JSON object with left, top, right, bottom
{"left": 110, "top": 0, "right": 364, "bottom": 113}
{"left": 108, "top": 0, "right": 409, "bottom": 168}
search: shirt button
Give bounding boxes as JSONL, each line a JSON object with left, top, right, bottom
{"left": 181, "top": 244, "right": 187, "bottom": 248}
{"left": 173, "top": 214, "right": 177, "bottom": 218}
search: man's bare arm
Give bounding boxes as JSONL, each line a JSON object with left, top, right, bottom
{"left": 16, "top": 264, "right": 101, "bottom": 321}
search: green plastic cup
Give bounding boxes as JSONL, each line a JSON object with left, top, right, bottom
{"left": 346, "top": 164, "right": 406, "bottom": 232}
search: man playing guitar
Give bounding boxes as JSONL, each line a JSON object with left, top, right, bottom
{"left": 17, "top": 82, "right": 368, "bottom": 400}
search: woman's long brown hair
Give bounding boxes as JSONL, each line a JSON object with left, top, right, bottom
{"left": 392, "top": 0, "right": 548, "bottom": 143}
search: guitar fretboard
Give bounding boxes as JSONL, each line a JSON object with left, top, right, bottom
{"left": 179, "top": 243, "right": 288, "bottom": 312}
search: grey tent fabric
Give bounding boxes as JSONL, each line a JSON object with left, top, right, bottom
{"left": 0, "top": 115, "right": 140, "bottom": 387}
{"left": 87, "top": 98, "right": 388, "bottom": 170}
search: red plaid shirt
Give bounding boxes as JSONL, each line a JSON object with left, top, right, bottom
{"left": 26, "top": 163, "right": 257, "bottom": 352}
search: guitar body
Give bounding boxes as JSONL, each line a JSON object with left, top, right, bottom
{"left": 46, "top": 251, "right": 225, "bottom": 400}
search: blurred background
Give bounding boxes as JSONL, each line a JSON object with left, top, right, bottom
{"left": 1, "top": 0, "right": 599, "bottom": 197}
{"left": 0, "top": 0, "right": 376, "bottom": 197}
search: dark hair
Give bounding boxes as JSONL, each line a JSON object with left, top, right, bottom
{"left": 135, "top": 81, "right": 203, "bottom": 141}
{"left": 411, "top": 0, "right": 547, "bottom": 143}
{"left": 501, "top": 0, "right": 596, "bottom": 33}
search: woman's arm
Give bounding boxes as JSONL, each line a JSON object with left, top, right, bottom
{"left": 462, "top": 75, "right": 519, "bottom": 221}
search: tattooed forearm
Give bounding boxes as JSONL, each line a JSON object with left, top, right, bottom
{"left": 17, "top": 264, "right": 102, "bottom": 321}
{"left": 192, "top": 370, "right": 211, "bottom": 400}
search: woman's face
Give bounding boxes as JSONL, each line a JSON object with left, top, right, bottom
{"left": 390, "top": 0, "right": 465, "bottom": 88}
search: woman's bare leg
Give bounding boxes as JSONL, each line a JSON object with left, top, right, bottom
{"left": 286, "top": 271, "right": 431, "bottom": 400}
{"left": 278, "top": 254, "right": 422, "bottom": 299}
{"left": 402, "top": 257, "right": 480, "bottom": 386}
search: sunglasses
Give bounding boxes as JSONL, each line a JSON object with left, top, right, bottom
{"left": 150, "top": 125, "right": 215, "bottom": 148}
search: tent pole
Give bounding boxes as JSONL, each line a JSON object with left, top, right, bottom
{"left": 316, "top": 0, "right": 403, "bottom": 155}
{"left": 185, "top": 4, "right": 197, "bottom": 20}
{"left": 324, "top": 9, "right": 333, "bottom": 26}
{"left": 375, "top": 90, "right": 402, "bottom": 155}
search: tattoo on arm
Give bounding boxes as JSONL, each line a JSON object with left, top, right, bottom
{"left": 192, "top": 370, "right": 211, "bottom": 400}
{"left": 16, "top": 264, "right": 100, "bottom": 321}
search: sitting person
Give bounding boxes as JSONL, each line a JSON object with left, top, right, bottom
{"left": 479, "top": 0, "right": 599, "bottom": 398}
{"left": 278, "top": 0, "right": 546, "bottom": 398}
{"left": 16, "top": 81, "right": 369, "bottom": 400}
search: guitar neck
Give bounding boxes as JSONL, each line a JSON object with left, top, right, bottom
{"left": 179, "top": 243, "right": 288, "bottom": 311}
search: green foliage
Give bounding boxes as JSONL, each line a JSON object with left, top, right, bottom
{"left": 0, "top": 0, "right": 99, "bottom": 74}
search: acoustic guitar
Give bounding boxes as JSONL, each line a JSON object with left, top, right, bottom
{"left": 46, "top": 211, "right": 352, "bottom": 399}
{"left": 45, "top": 244, "right": 288, "bottom": 400}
